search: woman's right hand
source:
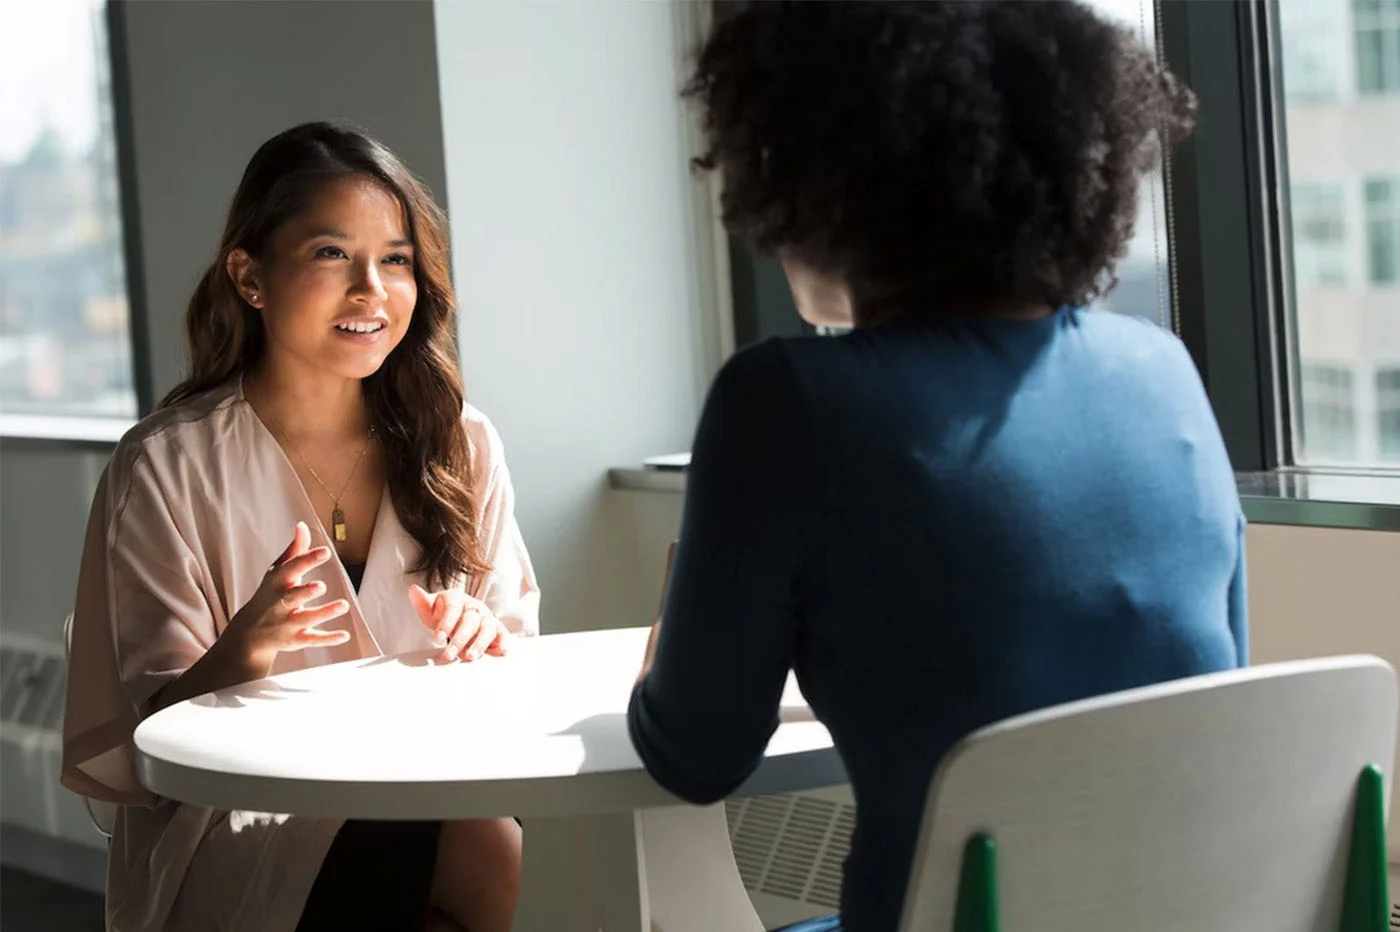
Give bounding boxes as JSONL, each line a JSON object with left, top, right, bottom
{"left": 227, "top": 521, "right": 352, "bottom": 673}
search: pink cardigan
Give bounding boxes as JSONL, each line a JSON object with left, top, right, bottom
{"left": 62, "top": 379, "right": 539, "bottom": 931}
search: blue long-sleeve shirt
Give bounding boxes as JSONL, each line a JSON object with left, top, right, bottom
{"left": 628, "top": 307, "right": 1246, "bottom": 932}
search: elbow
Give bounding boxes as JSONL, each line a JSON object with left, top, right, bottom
{"left": 627, "top": 688, "right": 761, "bottom": 805}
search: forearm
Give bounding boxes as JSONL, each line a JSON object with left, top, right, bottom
{"left": 148, "top": 627, "right": 272, "bottom": 714}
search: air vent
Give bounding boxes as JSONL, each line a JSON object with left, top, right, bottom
{"left": 0, "top": 641, "right": 65, "bottom": 733}
{"left": 726, "top": 793, "right": 856, "bottom": 910}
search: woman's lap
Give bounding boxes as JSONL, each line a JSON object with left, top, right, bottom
{"left": 295, "top": 819, "right": 442, "bottom": 932}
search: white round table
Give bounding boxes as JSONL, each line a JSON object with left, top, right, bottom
{"left": 135, "top": 627, "right": 845, "bottom": 932}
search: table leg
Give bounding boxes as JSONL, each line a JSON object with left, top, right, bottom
{"left": 639, "top": 804, "right": 766, "bottom": 932}
{"left": 513, "top": 805, "right": 765, "bottom": 932}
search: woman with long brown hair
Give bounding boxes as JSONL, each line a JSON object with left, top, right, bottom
{"left": 62, "top": 122, "right": 536, "bottom": 932}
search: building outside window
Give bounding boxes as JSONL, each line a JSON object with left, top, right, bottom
{"left": 1365, "top": 178, "right": 1399, "bottom": 285}
{"left": 1375, "top": 366, "right": 1400, "bottom": 459}
{"left": 1300, "top": 363, "right": 1359, "bottom": 462}
{"left": 1281, "top": 0, "right": 1400, "bottom": 466}
{"left": 1355, "top": 0, "right": 1400, "bottom": 95}
{"left": 1291, "top": 183, "right": 1350, "bottom": 288}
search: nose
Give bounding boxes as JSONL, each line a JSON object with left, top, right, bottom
{"left": 349, "top": 259, "right": 388, "bottom": 304}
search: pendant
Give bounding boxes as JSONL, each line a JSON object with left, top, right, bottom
{"left": 332, "top": 506, "right": 348, "bottom": 543}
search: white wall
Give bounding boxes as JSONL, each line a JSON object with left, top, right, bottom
{"left": 435, "top": 0, "right": 721, "bottom": 634}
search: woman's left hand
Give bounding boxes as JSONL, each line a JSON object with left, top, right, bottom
{"left": 409, "top": 585, "right": 509, "bottom": 662}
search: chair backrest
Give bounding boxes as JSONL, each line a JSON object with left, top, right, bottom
{"left": 62, "top": 612, "right": 117, "bottom": 839}
{"left": 899, "top": 656, "right": 1398, "bottom": 932}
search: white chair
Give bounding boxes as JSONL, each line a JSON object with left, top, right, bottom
{"left": 61, "top": 612, "right": 118, "bottom": 839}
{"left": 899, "top": 656, "right": 1397, "bottom": 932}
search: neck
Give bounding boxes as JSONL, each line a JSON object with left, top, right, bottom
{"left": 245, "top": 356, "right": 371, "bottom": 443}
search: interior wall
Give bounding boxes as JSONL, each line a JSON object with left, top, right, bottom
{"left": 118, "top": 0, "right": 449, "bottom": 400}
{"left": 435, "top": 0, "right": 720, "bottom": 635}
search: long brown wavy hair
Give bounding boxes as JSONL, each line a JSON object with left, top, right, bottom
{"left": 160, "top": 122, "right": 488, "bottom": 588}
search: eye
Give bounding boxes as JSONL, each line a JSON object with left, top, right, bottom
{"left": 383, "top": 253, "right": 412, "bottom": 266}
{"left": 315, "top": 245, "right": 348, "bottom": 260}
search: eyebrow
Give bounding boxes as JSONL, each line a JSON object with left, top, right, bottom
{"left": 306, "top": 229, "right": 413, "bottom": 248}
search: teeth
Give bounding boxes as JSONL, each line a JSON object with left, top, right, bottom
{"left": 335, "top": 321, "right": 385, "bottom": 334}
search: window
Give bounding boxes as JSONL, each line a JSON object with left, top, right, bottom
{"left": 0, "top": 0, "right": 137, "bottom": 422}
{"left": 1291, "top": 183, "right": 1349, "bottom": 287}
{"left": 1299, "top": 364, "right": 1358, "bottom": 462}
{"left": 1278, "top": 0, "right": 1400, "bottom": 468}
{"left": 1355, "top": 0, "right": 1400, "bottom": 95}
{"left": 1376, "top": 368, "right": 1400, "bottom": 458}
{"left": 1366, "top": 178, "right": 1399, "bottom": 284}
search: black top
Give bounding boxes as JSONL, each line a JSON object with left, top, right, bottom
{"left": 343, "top": 562, "right": 366, "bottom": 593}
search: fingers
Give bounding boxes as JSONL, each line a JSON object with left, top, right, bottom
{"left": 279, "top": 580, "right": 327, "bottom": 610}
{"left": 292, "top": 626, "right": 353, "bottom": 650}
{"left": 290, "top": 598, "right": 351, "bottom": 629}
{"left": 408, "top": 584, "right": 436, "bottom": 627}
{"left": 442, "top": 598, "right": 480, "bottom": 662}
{"left": 276, "top": 546, "right": 333, "bottom": 586}
{"left": 274, "top": 521, "right": 312, "bottom": 566}
{"left": 486, "top": 626, "right": 509, "bottom": 657}
{"left": 461, "top": 615, "right": 498, "bottom": 662}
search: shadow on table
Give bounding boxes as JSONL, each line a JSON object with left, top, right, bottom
{"left": 551, "top": 712, "right": 632, "bottom": 760}
{"left": 191, "top": 680, "right": 310, "bottom": 709}
{"left": 360, "top": 649, "right": 440, "bottom": 669}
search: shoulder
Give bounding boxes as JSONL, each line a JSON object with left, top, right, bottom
{"left": 706, "top": 338, "right": 807, "bottom": 412}
{"left": 460, "top": 402, "right": 510, "bottom": 487}
{"left": 100, "top": 382, "right": 243, "bottom": 522}
{"left": 107, "top": 383, "right": 243, "bottom": 483}
{"left": 1072, "top": 309, "right": 1197, "bottom": 372}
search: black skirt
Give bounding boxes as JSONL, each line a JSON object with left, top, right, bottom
{"left": 295, "top": 820, "right": 443, "bottom": 931}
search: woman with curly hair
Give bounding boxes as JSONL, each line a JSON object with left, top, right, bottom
{"left": 63, "top": 123, "right": 535, "bottom": 932}
{"left": 629, "top": 3, "right": 1245, "bottom": 930}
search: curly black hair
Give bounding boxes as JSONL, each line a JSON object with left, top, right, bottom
{"left": 687, "top": 0, "right": 1198, "bottom": 318}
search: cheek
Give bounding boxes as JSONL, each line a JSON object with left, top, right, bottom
{"left": 388, "top": 278, "right": 417, "bottom": 327}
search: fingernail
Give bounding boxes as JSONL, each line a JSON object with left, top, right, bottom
{"left": 432, "top": 632, "right": 448, "bottom": 648}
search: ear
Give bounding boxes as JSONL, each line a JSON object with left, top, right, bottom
{"left": 226, "top": 249, "right": 264, "bottom": 308}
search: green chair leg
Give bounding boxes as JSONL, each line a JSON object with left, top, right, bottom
{"left": 1341, "top": 764, "right": 1389, "bottom": 932}
{"left": 953, "top": 834, "right": 998, "bottom": 932}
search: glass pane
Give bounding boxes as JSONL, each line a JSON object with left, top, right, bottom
{"left": 1281, "top": 0, "right": 1400, "bottom": 466}
{"left": 0, "top": 0, "right": 136, "bottom": 421}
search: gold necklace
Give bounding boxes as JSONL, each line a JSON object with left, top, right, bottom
{"left": 258, "top": 401, "right": 375, "bottom": 544}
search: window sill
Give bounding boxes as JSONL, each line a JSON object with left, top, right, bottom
{"left": 1236, "top": 470, "right": 1400, "bottom": 532}
{"left": 612, "top": 463, "right": 1400, "bottom": 533}
{"left": 0, "top": 413, "right": 135, "bottom": 449}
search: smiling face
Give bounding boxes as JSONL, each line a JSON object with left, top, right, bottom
{"left": 227, "top": 175, "right": 418, "bottom": 383}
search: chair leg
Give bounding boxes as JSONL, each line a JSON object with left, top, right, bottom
{"left": 953, "top": 834, "right": 998, "bottom": 932}
{"left": 1341, "top": 764, "right": 1389, "bottom": 932}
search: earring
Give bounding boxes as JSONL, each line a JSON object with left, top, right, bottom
{"left": 249, "top": 293, "right": 260, "bottom": 305}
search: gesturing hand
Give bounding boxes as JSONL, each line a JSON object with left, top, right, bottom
{"left": 228, "top": 521, "right": 352, "bottom": 673}
{"left": 409, "top": 585, "right": 508, "bottom": 663}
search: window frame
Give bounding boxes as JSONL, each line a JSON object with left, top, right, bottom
{"left": 1159, "top": 0, "right": 1290, "bottom": 472}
